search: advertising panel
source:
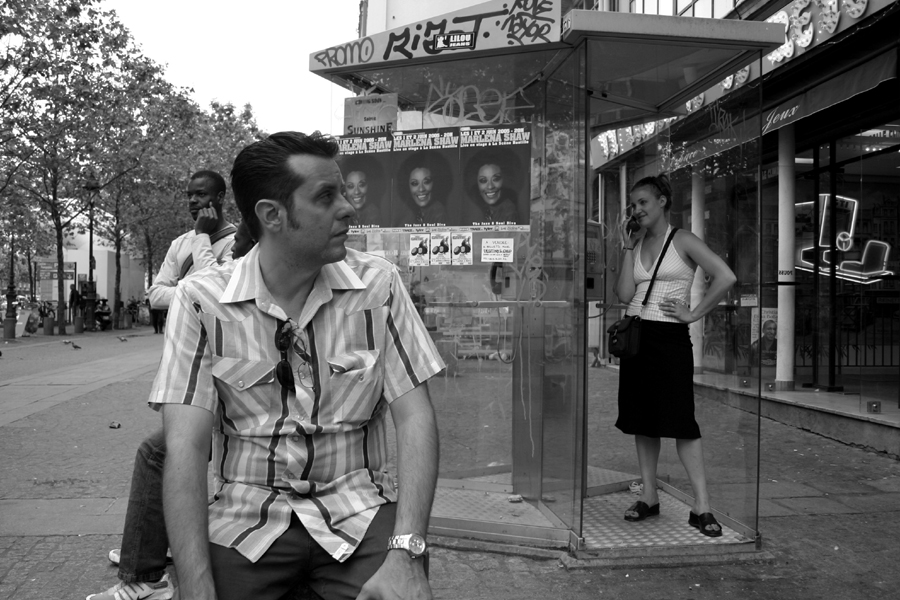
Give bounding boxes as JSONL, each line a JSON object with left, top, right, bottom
{"left": 340, "top": 123, "right": 531, "bottom": 235}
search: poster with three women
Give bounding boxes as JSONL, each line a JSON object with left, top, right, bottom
{"left": 337, "top": 125, "right": 531, "bottom": 234}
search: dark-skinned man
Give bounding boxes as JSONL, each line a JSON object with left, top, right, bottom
{"left": 87, "top": 170, "right": 236, "bottom": 600}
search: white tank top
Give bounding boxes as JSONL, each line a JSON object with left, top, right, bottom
{"left": 626, "top": 226, "right": 695, "bottom": 323}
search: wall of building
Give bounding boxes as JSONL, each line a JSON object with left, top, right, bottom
{"left": 363, "top": 0, "right": 486, "bottom": 35}
{"left": 38, "top": 230, "right": 146, "bottom": 307}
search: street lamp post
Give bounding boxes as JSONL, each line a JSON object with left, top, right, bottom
{"left": 84, "top": 174, "right": 100, "bottom": 331}
{"left": 3, "top": 229, "right": 17, "bottom": 339}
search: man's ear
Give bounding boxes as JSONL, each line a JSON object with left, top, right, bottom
{"left": 255, "top": 199, "right": 283, "bottom": 234}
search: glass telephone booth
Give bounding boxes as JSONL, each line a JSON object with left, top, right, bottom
{"left": 311, "top": 2, "right": 780, "bottom": 556}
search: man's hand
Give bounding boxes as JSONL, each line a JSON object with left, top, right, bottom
{"left": 194, "top": 207, "right": 219, "bottom": 235}
{"left": 357, "top": 551, "right": 432, "bottom": 600}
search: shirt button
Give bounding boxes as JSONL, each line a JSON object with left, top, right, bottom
{"left": 237, "top": 381, "right": 244, "bottom": 388}
{"left": 290, "top": 435, "right": 301, "bottom": 443}
{"left": 358, "top": 375, "right": 364, "bottom": 381}
{"left": 284, "top": 471, "right": 294, "bottom": 479}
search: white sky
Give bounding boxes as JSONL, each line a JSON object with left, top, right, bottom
{"left": 102, "top": 0, "right": 360, "bottom": 136}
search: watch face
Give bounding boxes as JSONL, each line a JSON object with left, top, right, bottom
{"left": 408, "top": 534, "right": 426, "bottom": 555}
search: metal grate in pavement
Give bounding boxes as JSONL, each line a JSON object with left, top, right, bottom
{"left": 432, "top": 487, "right": 556, "bottom": 527}
{"left": 582, "top": 490, "right": 750, "bottom": 549}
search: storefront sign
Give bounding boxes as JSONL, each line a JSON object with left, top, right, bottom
{"left": 344, "top": 94, "right": 398, "bottom": 136}
{"left": 433, "top": 33, "right": 476, "bottom": 50}
{"left": 310, "top": 0, "right": 561, "bottom": 73}
{"left": 762, "top": 49, "right": 896, "bottom": 135}
{"left": 763, "top": 0, "right": 875, "bottom": 70}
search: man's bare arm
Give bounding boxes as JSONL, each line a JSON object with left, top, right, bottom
{"left": 163, "top": 403, "right": 216, "bottom": 600}
{"left": 358, "top": 382, "right": 438, "bottom": 600}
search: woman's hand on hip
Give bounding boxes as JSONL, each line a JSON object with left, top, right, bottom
{"left": 660, "top": 297, "right": 693, "bottom": 323}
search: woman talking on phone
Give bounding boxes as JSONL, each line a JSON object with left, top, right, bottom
{"left": 614, "top": 174, "right": 736, "bottom": 537}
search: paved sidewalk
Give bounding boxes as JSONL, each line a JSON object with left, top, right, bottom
{"left": 0, "top": 334, "right": 898, "bottom": 599}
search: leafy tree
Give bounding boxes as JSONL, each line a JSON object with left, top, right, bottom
{"left": 6, "top": 1, "right": 168, "bottom": 331}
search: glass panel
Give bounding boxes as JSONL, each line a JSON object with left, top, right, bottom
{"left": 659, "top": 0, "right": 675, "bottom": 15}
{"left": 838, "top": 121, "right": 900, "bottom": 414}
{"left": 341, "top": 48, "right": 578, "bottom": 547}
{"left": 677, "top": 0, "right": 693, "bottom": 14}
{"left": 538, "top": 45, "right": 587, "bottom": 535}
{"left": 645, "top": 0, "right": 659, "bottom": 14}
{"left": 586, "top": 37, "right": 757, "bottom": 131}
{"left": 593, "top": 72, "right": 762, "bottom": 540}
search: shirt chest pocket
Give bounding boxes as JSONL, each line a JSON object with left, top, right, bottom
{"left": 326, "top": 350, "right": 382, "bottom": 426}
{"left": 211, "top": 357, "right": 275, "bottom": 429}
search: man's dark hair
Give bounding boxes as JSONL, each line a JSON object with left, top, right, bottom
{"left": 231, "top": 131, "right": 340, "bottom": 239}
{"left": 190, "top": 170, "right": 227, "bottom": 196}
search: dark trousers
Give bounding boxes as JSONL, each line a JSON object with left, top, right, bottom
{"left": 210, "top": 504, "right": 399, "bottom": 600}
{"left": 118, "top": 429, "right": 168, "bottom": 583}
{"left": 150, "top": 309, "right": 164, "bottom": 333}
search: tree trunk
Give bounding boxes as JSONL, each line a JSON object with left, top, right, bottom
{"left": 114, "top": 220, "right": 122, "bottom": 314}
{"left": 144, "top": 229, "right": 154, "bottom": 289}
{"left": 53, "top": 211, "right": 67, "bottom": 334}
{"left": 25, "top": 249, "right": 35, "bottom": 300}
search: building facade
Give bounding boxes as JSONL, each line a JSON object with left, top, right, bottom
{"left": 594, "top": 0, "right": 900, "bottom": 415}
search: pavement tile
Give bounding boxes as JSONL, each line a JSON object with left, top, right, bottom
{"left": 758, "top": 498, "right": 801, "bottom": 517}
{"left": 768, "top": 496, "right": 861, "bottom": 515}
{"left": 829, "top": 492, "right": 900, "bottom": 513}
{"left": 758, "top": 481, "right": 823, "bottom": 498}
{"left": 863, "top": 476, "right": 900, "bottom": 492}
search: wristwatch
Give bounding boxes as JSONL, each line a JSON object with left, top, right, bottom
{"left": 387, "top": 533, "right": 427, "bottom": 558}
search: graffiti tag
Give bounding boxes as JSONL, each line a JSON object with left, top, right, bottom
{"left": 502, "top": 0, "right": 556, "bottom": 45}
{"left": 424, "top": 77, "right": 535, "bottom": 126}
{"left": 313, "top": 37, "right": 375, "bottom": 68}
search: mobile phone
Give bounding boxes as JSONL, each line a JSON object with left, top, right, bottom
{"left": 626, "top": 217, "right": 640, "bottom": 233}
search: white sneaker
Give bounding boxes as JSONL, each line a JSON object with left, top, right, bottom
{"left": 86, "top": 573, "right": 174, "bottom": 600}
{"left": 107, "top": 547, "right": 173, "bottom": 567}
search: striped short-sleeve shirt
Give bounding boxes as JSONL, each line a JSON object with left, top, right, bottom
{"left": 148, "top": 245, "right": 445, "bottom": 563}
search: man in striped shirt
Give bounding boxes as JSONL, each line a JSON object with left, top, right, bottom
{"left": 151, "top": 131, "right": 443, "bottom": 600}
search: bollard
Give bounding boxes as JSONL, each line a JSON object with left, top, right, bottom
{"left": 43, "top": 316, "right": 55, "bottom": 335}
{"left": 124, "top": 312, "right": 132, "bottom": 329}
{"left": 73, "top": 316, "right": 84, "bottom": 334}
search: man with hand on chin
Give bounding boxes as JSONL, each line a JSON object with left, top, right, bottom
{"left": 148, "top": 170, "right": 236, "bottom": 310}
{"left": 153, "top": 131, "right": 442, "bottom": 600}
{"left": 87, "top": 171, "right": 236, "bottom": 600}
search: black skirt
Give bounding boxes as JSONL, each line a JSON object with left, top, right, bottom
{"left": 615, "top": 320, "right": 701, "bottom": 439}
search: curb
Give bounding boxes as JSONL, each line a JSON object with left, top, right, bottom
{"left": 428, "top": 535, "right": 564, "bottom": 560}
{"left": 559, "top": 549, "right": 778, "bottom": 570}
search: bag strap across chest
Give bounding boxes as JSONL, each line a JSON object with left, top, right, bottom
{"left": 179, "top": 224, "right": 237, "bottom": 281}
{"left": 640, "top": 227, "right": 679, "bottom": 309}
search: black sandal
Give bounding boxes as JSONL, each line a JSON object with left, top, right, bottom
{"left": 624, "top": 501, "right": 660, "bottom": 522}
{"left": 692, "top": 512, "right": 723, "bottom": 537}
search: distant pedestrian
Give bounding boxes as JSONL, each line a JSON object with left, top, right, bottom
{"left": 69, "top": 284, "right": 81, "bottom": 323}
